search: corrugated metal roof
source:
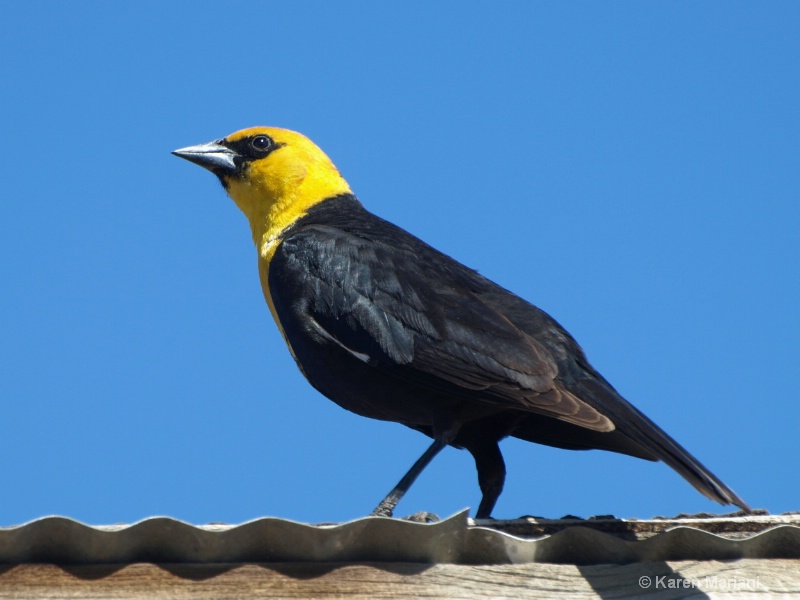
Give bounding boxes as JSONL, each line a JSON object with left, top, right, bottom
{"left": 1, "top": 511, "right": 798, "bottom": 566}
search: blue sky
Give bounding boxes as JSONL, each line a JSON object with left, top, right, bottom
{"left": 1, "top": 2, "right": 797, "bottom": 527}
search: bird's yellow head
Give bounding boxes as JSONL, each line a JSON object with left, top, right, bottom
{"left": 173, "top": 127, "right": 352, "bottom": 254}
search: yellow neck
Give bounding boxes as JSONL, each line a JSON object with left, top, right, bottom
{"left": 224, "top": 143, "right": 352, "bottom": 262}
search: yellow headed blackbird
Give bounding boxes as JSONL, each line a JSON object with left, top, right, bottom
{"left": 173, "top": 127, "right": 749, "bottom": 518}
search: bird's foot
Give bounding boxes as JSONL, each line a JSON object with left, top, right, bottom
{"left": 401, "top": 511, "right": 440, "bottom": 523}
{"left": 370, "top": 501, "right": 395, "bottom": 518}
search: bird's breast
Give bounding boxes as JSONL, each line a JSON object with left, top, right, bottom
{"left": 258, "top": 253, "right": 302, "bottom": 367}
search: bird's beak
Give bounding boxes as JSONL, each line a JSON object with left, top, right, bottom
{"left": 172, "top": 141, "right": 238, "bottom": 174}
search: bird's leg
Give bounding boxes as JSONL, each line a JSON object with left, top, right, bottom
{"left": 371, "top": 437, "right": 448, "bottom": 517}
{"left": 468, "top": 440, "right": 506, "bottom": 519}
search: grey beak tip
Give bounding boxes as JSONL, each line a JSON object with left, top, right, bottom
{"left": 172, "top": 142, "right": 238, "bottom": 173}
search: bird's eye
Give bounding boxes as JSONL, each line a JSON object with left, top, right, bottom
{"left": 251, "top": 135, "right": 272, "bottom": 152}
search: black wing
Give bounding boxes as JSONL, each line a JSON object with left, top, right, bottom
{"left": 269, "top": 216, "right": 612, "bottom": 432}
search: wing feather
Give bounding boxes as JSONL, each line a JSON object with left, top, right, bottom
{"left": 273, "top": 223, "right": 613, "bottom": 432}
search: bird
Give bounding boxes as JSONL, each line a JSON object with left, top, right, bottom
{"left": 172, "top": 127, "right": 750, "bottom": 519}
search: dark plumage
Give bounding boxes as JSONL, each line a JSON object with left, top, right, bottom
{"left": 270, "top": 194, "right": 748, "bottom": 518}
{"left": 173, "top": 127, "right": 749, "bottom": 518}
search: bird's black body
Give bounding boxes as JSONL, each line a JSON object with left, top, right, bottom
{"left": 173, "top": 128, "right": 749, "bottom": 518}
{"left": 268, "top": 193, "right": 747, "bottom": 517}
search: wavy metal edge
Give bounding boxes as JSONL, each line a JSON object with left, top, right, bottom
{"left": 1, "top": 511, "right": 798, "bottom": 565}
{"left": 464, "top": 523, "right": 800, "bottom": 565}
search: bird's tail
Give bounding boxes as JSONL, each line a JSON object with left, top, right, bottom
{"left": 579, "top": 375, "right": 752, "bottom": 513}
